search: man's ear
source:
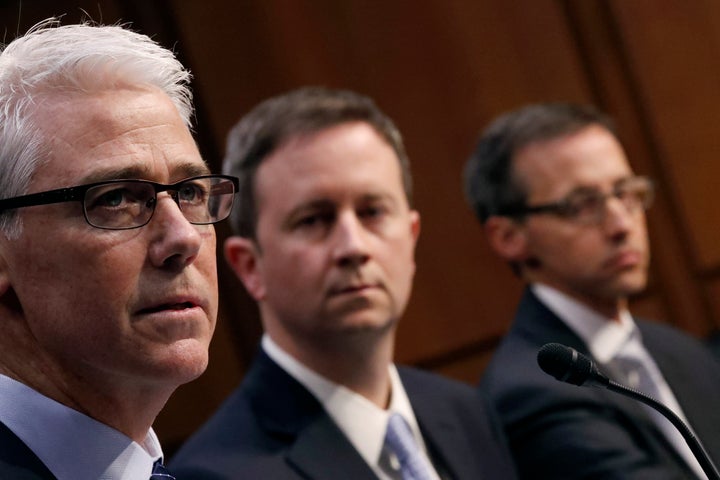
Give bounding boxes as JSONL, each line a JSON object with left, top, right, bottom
{"left": 224, "top": 236, "right": 266, "bottom": 301}
{"left": 0, "top": 241, "right": 11, "bottom": 298}
{"left": 409, "top": 209, "right": 421, "bottom": 245}
{"left": 483, "top": 215, "right": 529, "bottom": 263}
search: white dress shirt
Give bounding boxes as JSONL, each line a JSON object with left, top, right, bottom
{"left": 532, "top": 283, "right": 707, "bottom": 479}
{"left": 263, "top": 334, "right": 441, "bottom": 480}
{"left": 0, "top": 374, "right": 162, "bottom": 480}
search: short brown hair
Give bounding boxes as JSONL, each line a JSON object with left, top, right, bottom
{"left": 223, "top": 86, "right": 412, "bottom": 238}
{"left": 463, "top": 102, "right": 616, "bottom": 224}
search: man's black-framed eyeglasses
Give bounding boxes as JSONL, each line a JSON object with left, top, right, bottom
{"left": 499, "top": 176, "right": 655, "bottom": 225}
{"left": 0, "top": 174, "right": 239, "bottom": 230}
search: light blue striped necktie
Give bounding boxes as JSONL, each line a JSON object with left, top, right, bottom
{"left": 384, "top": 413, "right": 436, "bottom": 480}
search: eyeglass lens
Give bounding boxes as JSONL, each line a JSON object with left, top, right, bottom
{"left": 83, "top": 177, "right": 235, "bottom": 229}
{"left": 567, "top": 178, "right": 653, "bottom": 224}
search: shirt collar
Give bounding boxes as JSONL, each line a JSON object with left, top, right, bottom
{"left": 262, "top": 334, "right": 426, "bottom": 469}
{"left": 0, "top": 374, "right": 161, "bottom": 480}
{"left": 531, "top": 283, "right": 635, "bottom": 363}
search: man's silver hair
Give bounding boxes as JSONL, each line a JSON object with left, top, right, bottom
{"left": 0, "top": 19, "right": 194, "bottom": 238}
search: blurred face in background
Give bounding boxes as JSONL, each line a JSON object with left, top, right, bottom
{"left": 500, "top": 125, "right": 650, "bottom": 314}
{"left": 226, "top": 121, "right": 420, "bottom": 354}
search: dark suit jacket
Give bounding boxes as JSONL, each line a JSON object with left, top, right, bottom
{"left": 171, "top": 349, "right": 517, "bottom": 479}
{"left": 481, "top": 288, "right": 720, "bottom": 479}
{"left": 0, "top": 421, "right": 56, "bottom": 479}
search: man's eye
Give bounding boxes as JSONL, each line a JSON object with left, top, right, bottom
{"left": 178, "top": 183, "right": 207, "bottom": 202}
{"left": 359, "top": 206, "right": 385, "bottom": 219}
{"left": 85, "top": 183, "right": 151, "bottom": 211}
{"left": 296, "top": 212, "right": 334, "bottom": 229}
{"left": 616, "top": 186, "right": 640, "bottom": 201}
{"left": 298, "top": 215, "right": 319, "bottom": 227}
{"left": 90, "top": 189, "right": 130, "bottom": 208}
{"left": 566, "top": 194, "right": 602, "bottom": 215}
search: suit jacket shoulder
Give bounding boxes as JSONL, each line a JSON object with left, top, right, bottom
{"left": 638, "top": 319, "right": 720, "bottom": 461}
{"left": 480, "top": 288, "right": 712, "bottom": 479}
{"left": 170, "top": 349, "right": 374, "bottom": 480}
{"left": 0, "top": 421, "right": 56, "bottom": 479}
{"left": 171, "top": 351, "right": 516, "bottom": 479}
{"left": 398, "top": 366, "right": 517, "bottom": 479}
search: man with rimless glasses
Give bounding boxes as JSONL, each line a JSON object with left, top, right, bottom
{"left": 0, "top": 19, "right": 237, "bottom": 480}
{"left": 464, "top": 103, "right": 720, "bottom": 479}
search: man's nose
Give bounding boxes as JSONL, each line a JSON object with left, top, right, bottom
{"left": 332, "top": 212, "right": 371, "bottom": 268}
{"left": 601, "top": 195, "right": 635, "bottom": 237}
{"left": 147, "top": 194, "right": 205, "bottom": 269}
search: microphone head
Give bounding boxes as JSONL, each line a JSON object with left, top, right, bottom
{"left": 537, "top": 343, "right": 596, "bottom": 386}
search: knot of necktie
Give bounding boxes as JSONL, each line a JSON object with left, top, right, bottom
{"left": 150, "top": 460, "right": 176, "bottom": 480}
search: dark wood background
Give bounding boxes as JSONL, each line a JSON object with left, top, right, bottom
{"left": 3, "top": 0, "right": 720, "bottom": 454}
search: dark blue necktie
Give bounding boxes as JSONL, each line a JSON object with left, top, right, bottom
{"left": 150, "top": 460, "right": 176, "bottom": 480}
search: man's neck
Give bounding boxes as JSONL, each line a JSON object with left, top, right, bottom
{"left": 267, "top": 328, "right": 396, "bottom": 409}
{"left": 0, "top": 315, "right": 170, "bottom": 443}
{"left": 529, "top": 282, "right": 626, "bottom": 321}
{"left": 577, "top": 294, "right": 627, "bottom": 322}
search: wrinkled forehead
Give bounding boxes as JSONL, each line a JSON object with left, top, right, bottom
{"left": 31, "top": 87, "right": 203, "bottom": 189}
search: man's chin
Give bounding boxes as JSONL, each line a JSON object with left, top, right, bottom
{"left": 147, "top": 340, "right": 210, "bottom": 385}
{"left": 610, "top": 277, "right": 648, "bottom": 299}
{"left": 330, "top": 310, "right": 397, "bottom": 336}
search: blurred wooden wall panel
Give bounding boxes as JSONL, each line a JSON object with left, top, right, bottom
{"left": 2, "top": 0, "right": 719, "bottom": 454}
{"left": 562, "top": 0, "right": 715, "bottom": 336}
{"left": 170, "top": 0, "right": 596, "bottom": 366}
{"left": 611, "top": 1, "right": 720, "bottom": 274}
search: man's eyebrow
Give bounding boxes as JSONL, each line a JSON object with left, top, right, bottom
{"left": 563, "top": 176, "right": 638, "bottom": 196}
{"left": 79, "top": 166, "right": 152, "bottom": 184}
{"left": 285, "top": 199, "right": 333, "bottom": 217}
{"left": 613, "top": 175, "right": 641, "bottom": 187}
{"left": 360, "top": 192, "right": 397, "bottom": 203}
{"left": 566, "top": 185, "right": 601, "bottom": 195}
{"left": 174, "top": 161, "right": 213, "bottom": 178}
{"left": 279, "top": 199, "right": 331, "bottom": 227}
{"left": 78, "top": 162, "right": 211, "bottom": 184}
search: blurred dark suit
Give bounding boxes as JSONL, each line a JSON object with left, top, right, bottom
{"left": 171, "top": 349, "right": 517, "bottom": 479}
{"left": 481, "top": 288, "right": 720, "bottom": 479}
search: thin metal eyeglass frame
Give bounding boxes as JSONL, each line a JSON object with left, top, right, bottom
{"left": 499, "top": 176, "right": 655, "bottom": 223}
{"left": 0, "top": 174, "right": 239, "bottom": 230}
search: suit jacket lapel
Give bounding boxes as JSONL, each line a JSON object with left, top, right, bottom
{"left": 516, "top": 289, "right": 662, "bottom": 402}
{"left": 287, "top": 415, "right": 379, "bottom": 480}
{"left": 401, "top": 370, "right": 476, "bottom": 480}
{"left": 513, "top": 288, "right": 589, "bottom": 354}
{"left": 412, "top": 409, "right": 467, "bottom": 479}
{"left": 0, "top": 421, "right": 56, "bottom": 479}
{"left": 640, "top": 324, "right": 720, "bottom": 465}
{"left": 513, "top": 289, "right": 665, "bottom": 425}
{"left": 516, "top": 290, "right": 707, "bottom": 474}
{"left": 246, "top": 350, "right": 377, "bottom": 480}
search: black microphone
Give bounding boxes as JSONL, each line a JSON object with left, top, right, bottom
{"left": 537, "top": 342, "right": 720, "bottom": 480}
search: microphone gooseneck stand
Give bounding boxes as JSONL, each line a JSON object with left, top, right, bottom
{"left": 537, "top": 342, "right": 720, "bottom": 480}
